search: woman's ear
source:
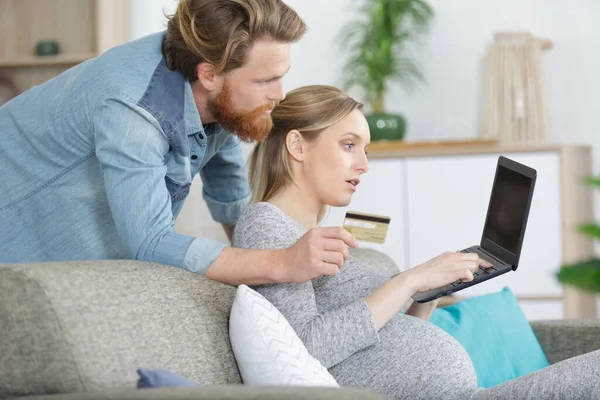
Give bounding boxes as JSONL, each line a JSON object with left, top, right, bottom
{"left": 286, "top": 130, "right": 306, "bottom": 162}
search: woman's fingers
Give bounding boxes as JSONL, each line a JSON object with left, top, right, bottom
{"left": 479, "top": 257, "right": 493, "bottom": 268}
{"left": 460, "top": 269, "right": 474, "bottom": 282}
{"left": 456, "top": 251, "right": 492, "bottom": 270}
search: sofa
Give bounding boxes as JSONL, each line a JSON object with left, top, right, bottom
{"left": 1, "top": 248, "right": 599, "bottom": 399}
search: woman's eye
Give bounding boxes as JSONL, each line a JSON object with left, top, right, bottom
{"left": 344, "top": 142, "right": 354, "bottom": 150}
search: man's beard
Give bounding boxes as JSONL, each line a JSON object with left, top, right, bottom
{"left": 207, "top": 81, "right": 276, "bottom": 143}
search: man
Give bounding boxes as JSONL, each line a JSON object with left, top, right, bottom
{"left": 0, "top": 0, "right": 357, "bottom": 285}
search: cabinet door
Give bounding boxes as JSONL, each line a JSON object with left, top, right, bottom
{"left": 405, "top": 152, "right": 563, "bottom": 301}
{"left": 320, "top": 159, "right": 408, "bottom": 272}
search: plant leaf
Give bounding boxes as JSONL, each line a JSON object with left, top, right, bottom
{"left": 583, "top": 176, "right": 600, "bottom": 189}
{"left": 578, "top": 223, "right": 600, "bottom": 240}
{"left": 337, "top": 0, "right": 434, "bottom": 101}
{"left": 557, "top": 258, "right": 600, "bottom": 293}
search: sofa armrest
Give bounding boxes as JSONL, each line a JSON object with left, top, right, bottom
{"left": 530, "top": 318, "right": 600, "bottom": 364}
{"left": 10, "top": 386, "right": 388, "bottom": 400}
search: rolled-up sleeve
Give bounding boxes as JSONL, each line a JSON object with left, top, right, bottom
{"left": 93, "top": 96, "right": 224, "bottom": 274}
{"left": 200, "top": 134, "right": 251, "bottom": 225}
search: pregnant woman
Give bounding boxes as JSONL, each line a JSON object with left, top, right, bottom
{"left": 233, "top": 85, "right": 600, "bottom": 400}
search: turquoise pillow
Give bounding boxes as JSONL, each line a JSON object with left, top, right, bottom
{"left": 429, "top": 287, "right": 549, "bottom": 388}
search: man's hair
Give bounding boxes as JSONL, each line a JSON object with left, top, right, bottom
{"left": 163, "top": 0, "right": 307, "bottom": 81}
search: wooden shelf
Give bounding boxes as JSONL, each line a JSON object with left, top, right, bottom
{"left": 0, "top": 0, "right": 128, "bottom": 92}
{"left": 365, "top": 138, "right": 587, "bottom": 159}
{"left": 0, "top": 54, "right": 97, "bottom": 68}
{"left": 368, "top": 138, "right": 499, "bottom": 153}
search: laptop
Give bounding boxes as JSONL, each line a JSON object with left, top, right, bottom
{"left": 411, "top": 156, "right": 537, "bottom": 303}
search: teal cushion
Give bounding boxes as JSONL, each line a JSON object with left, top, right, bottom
{"left": 429, "top": 287, "right": 549, "bottom": 388}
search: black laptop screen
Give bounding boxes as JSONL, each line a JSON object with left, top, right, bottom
{"left": 482, "top": 165, "right": 532, "bottom": 255}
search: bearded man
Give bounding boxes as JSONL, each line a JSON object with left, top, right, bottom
{"left": 0, "top": 0, "right": 360, "bottom": 285}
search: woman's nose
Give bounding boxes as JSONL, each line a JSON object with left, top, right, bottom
{"left": 357, "top": 152, "right": 369, "bottom": 174}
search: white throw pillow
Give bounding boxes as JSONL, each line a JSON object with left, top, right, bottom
{"left": 229, "top": 284, "right": 339, "bottom": 387}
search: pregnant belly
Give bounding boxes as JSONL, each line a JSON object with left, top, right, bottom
{"left": 329, "top": 314, "right": 479, "bottom": 400}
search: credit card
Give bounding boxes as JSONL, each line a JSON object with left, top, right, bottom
{"left": 343, "top": 211, "right": 391, "bottom": 244}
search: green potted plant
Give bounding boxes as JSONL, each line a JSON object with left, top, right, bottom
{"left": 339, "top": 0, "right": 434, "bottom": 141}
{"left": 557, "top": 177, "right": 600, "bottom": 293}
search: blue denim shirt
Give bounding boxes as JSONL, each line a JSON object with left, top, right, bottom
{"left": 0, "top": 32, "right": 251, "bottom": 274}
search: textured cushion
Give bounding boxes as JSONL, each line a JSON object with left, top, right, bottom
{"left": 0, "top": 260, "right": 240, "bottom": 399}
{"left": 531, "top": 318, "right": 600, "bottom": 364}
{"left": 349, "top": 248, "right": 400, "bottom": 276}
{"left": 229, "top": 285, "right": 338, "bottom": 387}
{"left": 137, "top": 369, "right": 199, "bottom": 388}
{"left": 430, "top": 287, "right": 549, "bottom": 388}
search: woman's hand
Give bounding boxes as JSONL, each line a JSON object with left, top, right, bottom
{"left": 405, "top": 297, "right": 440, "bottom": 320}
{"left": 365, "top": 251, "right": 490, "bottom": 330}
{"left": 406, "top": 251, "right": 492, "bottom": 293}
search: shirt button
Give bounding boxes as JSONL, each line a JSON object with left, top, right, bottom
{"left": 191, "top": 155, "right": 198, "bottom": 160}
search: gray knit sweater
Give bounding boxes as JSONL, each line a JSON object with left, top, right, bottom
{"left": 233, "top": 202, "right": 478, "bottom": 399}
{"left": 232, "top": 202, "right": 600, "bottom": 400}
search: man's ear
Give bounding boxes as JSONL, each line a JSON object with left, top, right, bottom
{"left": 196, "top": 62, "right": 222, "bottom": 91}
{"left": 286, "top": 130, "right": 307, "bottom": 162}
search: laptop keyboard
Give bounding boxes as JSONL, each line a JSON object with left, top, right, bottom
{"left": 450, "top": 250, "right": 498, "bottom": 287}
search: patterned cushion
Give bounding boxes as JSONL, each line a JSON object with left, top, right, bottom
{"left": 229, "top": 285, "right": 338, "bottom": 387}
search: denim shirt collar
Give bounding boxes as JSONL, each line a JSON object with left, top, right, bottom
{"left": 138, "top": 56, "right": 225, "bottom": 158}
{"left": 183, "top": 78, "right": 204, "bottom": 136}
{"left": 185, "top": 83, "right": 224, "bottom": 138}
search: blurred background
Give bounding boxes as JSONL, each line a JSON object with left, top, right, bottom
{"left": 1, "top": 0, "right": 599, "bottom": 319}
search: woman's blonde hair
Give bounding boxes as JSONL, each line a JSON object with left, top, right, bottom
{"left": 248, "top": 85, "right": 363, "bottom": 220}
{"left": 163, "top": 0, "right": 307, "bottom": 81}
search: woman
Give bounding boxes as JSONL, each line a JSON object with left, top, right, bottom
{"left": 232, "top": 85, "right": 599, "bottom": 399}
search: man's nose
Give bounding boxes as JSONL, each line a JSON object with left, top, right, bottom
{"left": 269, "top": 81, "right": 286, "bottom": 102}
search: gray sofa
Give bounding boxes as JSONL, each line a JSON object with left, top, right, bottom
{"left": 1, "top": 249, "right": 599, "bottom": 400}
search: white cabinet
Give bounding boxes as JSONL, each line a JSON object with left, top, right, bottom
{"left": 320, "top": 146, "right": 597, "bottom": 320}
{"left": 405, "top": 153, "right": 563, "bottom": 297}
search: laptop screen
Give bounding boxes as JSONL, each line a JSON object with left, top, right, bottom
{"left": 482, "top": 164, "right": 533, "bottom": 255}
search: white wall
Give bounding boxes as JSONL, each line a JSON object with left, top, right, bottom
{"left": 129, "top": 0, "right": 177, "bottom": 40}
{"left": 129, "top": 0, "right": 600, "bottom": 246}
{"left": 284, "top": 0, "right": 600, "bottom": 142}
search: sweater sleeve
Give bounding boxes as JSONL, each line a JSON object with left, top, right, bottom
{"left": 232, "top": 203, "right": 380, "bottom": 368}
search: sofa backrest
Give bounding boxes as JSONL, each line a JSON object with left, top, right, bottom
{"left": 0, "top": 260, "right": 240, "bottom": 399}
